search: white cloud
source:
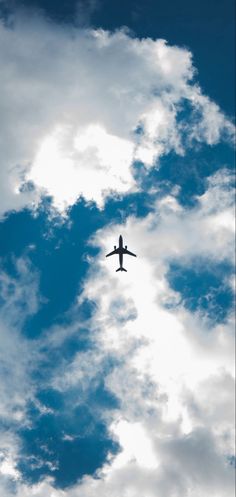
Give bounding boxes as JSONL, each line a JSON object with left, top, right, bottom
{"left": 0, "top": 432, "right": 20, "bottom": 482}
{"left": 186, "top": 87, "right": 235, "bottom": 145}
{"left": 72, "top": 186, "right": 234, "bottom": 497}
{"left": 0, "top": 258, "right": 45, "bottom": 495}
{"left": 0, "top": 5, "right": 235, "bottom": 495}
{"left": 77, "top": 172, "right": 234, "bottom": 495}
{"left": 0, "top": 257, "right": 39, "bottom": 324}
{"left": 7, "top": 170, "right": 233, "bottom": 497}
{"left": 0, "top": 12, "right": 234, "bottom": 216}
{"left": 0, "top": 258, "right": 40, "bottom": 422}
{"left": 29, "top": 124, "right": 135, "bottom": 211}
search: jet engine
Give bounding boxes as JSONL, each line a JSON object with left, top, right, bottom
{"left": 114, "top": 246, "right": 116, "bottom": 249}
{"left": 125, "top": 245, "right": 127, "bottom": 249}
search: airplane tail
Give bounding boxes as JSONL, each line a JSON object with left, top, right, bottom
{"left": 116, "top": 267, "right": 127, "bottom": 272}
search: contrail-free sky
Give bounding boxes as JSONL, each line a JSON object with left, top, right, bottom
{"left": 0, "top": 1, "right": 235, "bottom": 496}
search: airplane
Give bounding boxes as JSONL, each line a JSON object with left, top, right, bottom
{"left": 106, "top": 235, "right": 137, "bottom": 272}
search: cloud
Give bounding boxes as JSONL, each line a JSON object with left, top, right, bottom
{"left": 0, "top": 258, "right": 44, "bottom": 494}
{"left": 0, "top": 5, "right": 234, "bottom": 496}
{"left": 0, "top": 10, "right": 234, "bottom": 216}
{"left": 0, "top": 258, "right": 40, "bottom": 422}
{"left": 0, "top": 167, "right": 234, "bottom": 497}
{"left": 0, "top": 431, "right": 20, "bottom": 483}
{"left": 68, "top": 171, "right": 234, "bottom": 496}
{"left": 0, "top": 257, "right": 39, "bottom": 324}
{"left": 5, "top": 169, "right": 232, "bottom": 496}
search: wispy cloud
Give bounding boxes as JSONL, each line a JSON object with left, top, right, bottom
{"left": 0, "top": 257, "right": 41, "bottom": 416}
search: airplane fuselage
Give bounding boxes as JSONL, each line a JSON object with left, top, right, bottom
{"left": 119, "top": 235, "right": 123, "bottom": 269}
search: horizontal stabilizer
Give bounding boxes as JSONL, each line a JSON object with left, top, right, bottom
{"left": 116, "top": 267, "right": 127, "bottom": 272}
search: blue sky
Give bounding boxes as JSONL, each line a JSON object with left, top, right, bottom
{"left": 0, "top": 1, "right": 235, "bottom": 496}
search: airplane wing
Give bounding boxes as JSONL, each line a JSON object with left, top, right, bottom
{"left": 123, "top": 248, "right": 137, "bottom": 257}
{"left": 106, "top": 249, "right": 119, "bottom": 257}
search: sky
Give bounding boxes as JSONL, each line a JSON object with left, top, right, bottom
{"left": 0, "top": 1, "right": 235, "bottom": 496}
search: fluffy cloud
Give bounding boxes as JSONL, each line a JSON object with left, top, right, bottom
{"left": 0, "top": 11, "right": 234, "bottom": 216}
{"left": 78, "top": 171, "right": 234, "bottom": 495}
{"left": 0, "top": 6, "right": 235, "bottom": 496}
{"left": 5, "top": 170, "right": 233, "bottom": 496}
{"left": 68, "top": 173, "right": 234, "bottom": 497}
